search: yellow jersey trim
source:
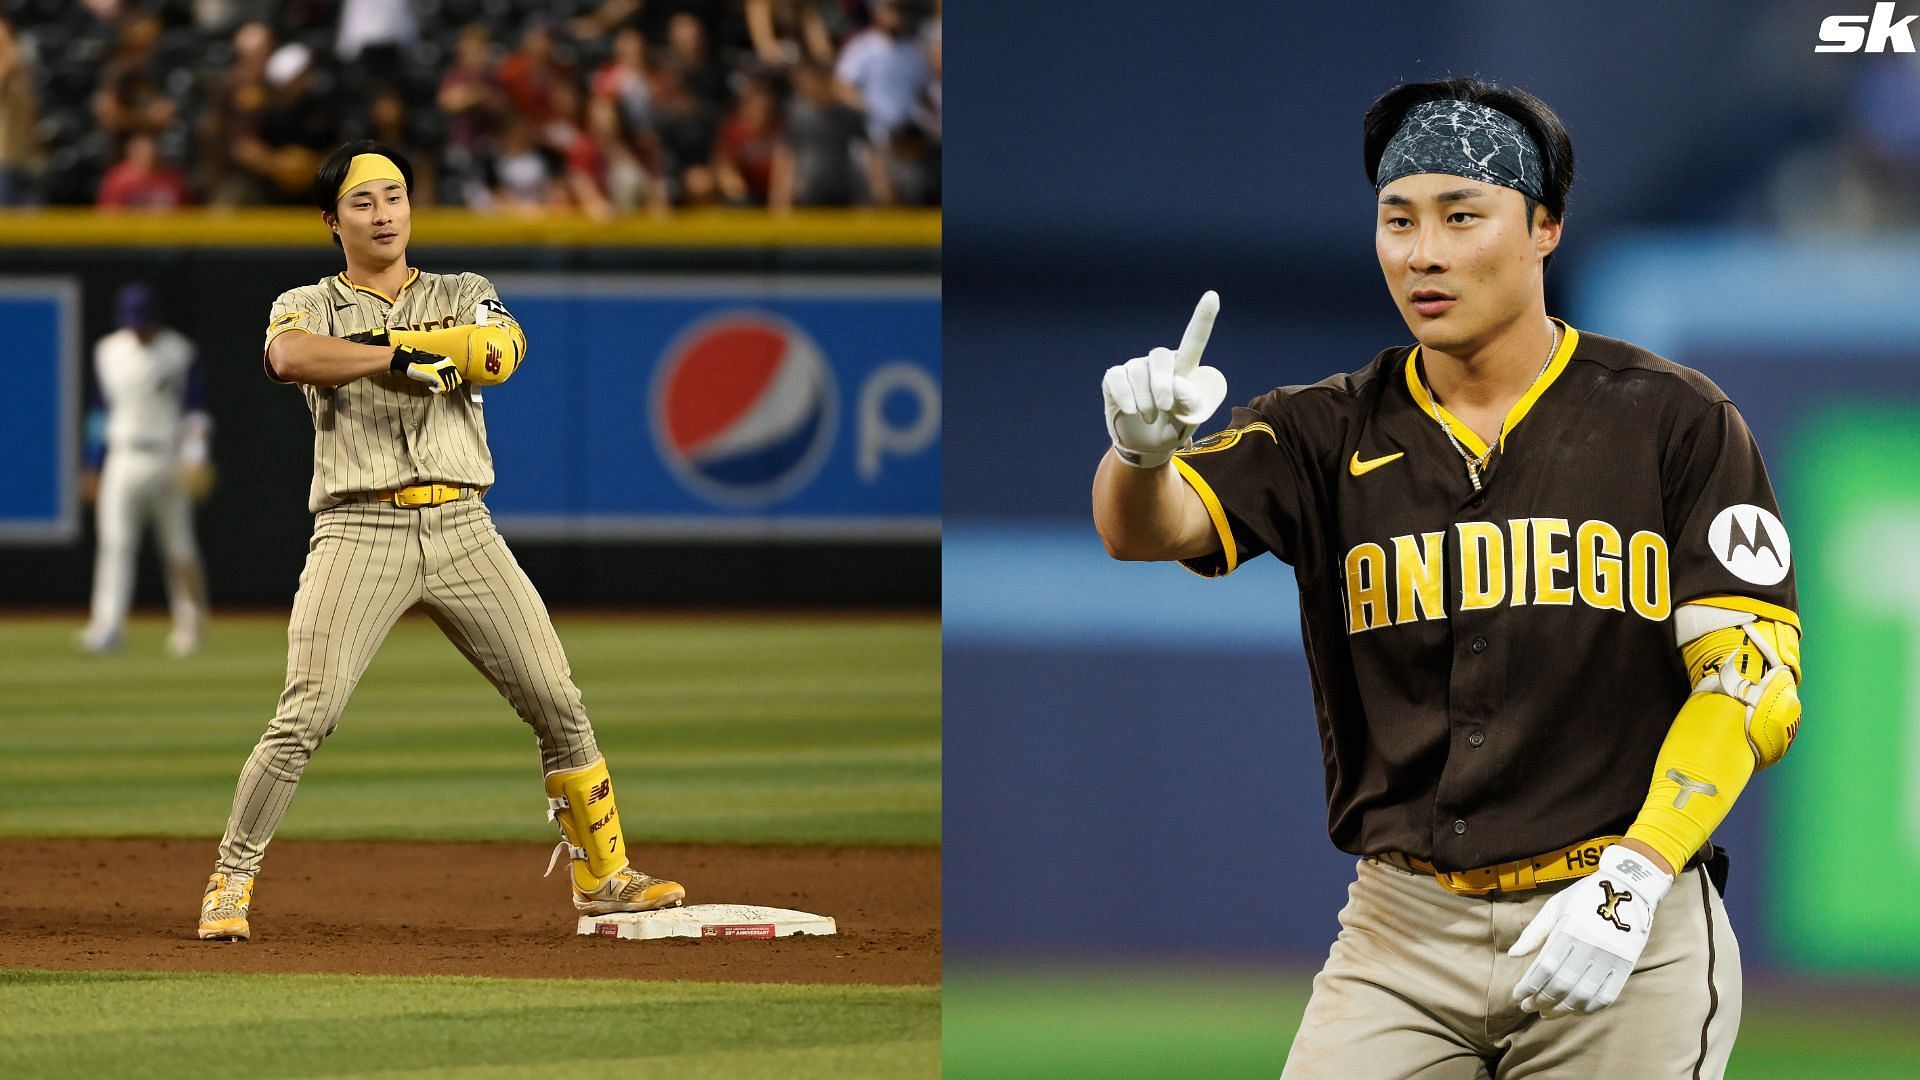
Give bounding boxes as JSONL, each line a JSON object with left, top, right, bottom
{"left": 1172, "top": 457, "right": 1239, "bottom": 576}
{"left": 1682, "top": 594, "right": 1801, "bottom": 631}
{"left": 1404, "top": 320, "right": 1580, "bottom": 458}
{"left": 338, "top": 267, "right": 420, "bottom": 305}
{"left": 1175, "top": 421, "right": 1276, "bottom": 457}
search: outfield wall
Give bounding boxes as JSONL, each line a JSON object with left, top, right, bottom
{"left": 0, "top": 210, "right": 940, "bottom": 608}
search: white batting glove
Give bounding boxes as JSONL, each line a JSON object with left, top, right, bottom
{"left": 1509, "top": 845, "right": 1673, "bottom": 1017}
{"left": 1102, "top": 291, "right": 1229, "bottom": 468}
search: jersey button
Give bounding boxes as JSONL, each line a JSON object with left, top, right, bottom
{"left": 1453, "top": 819, "right": 1468, "bottom": 835}
{"left": 1470, "top": 636, "right": 1488, "bottom": 654}
{"left": 1467, "top": 732, "right": 1484, "bottom": 747}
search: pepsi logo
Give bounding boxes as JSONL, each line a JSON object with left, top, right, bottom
{"left": 651, "top": 312, "right": 838, "bottom": 507}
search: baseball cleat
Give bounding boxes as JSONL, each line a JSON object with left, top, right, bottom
{"left": 167, "top": 627, "right": 202, "bottom": 658}
{"left": 74, "top": 628, "right": 121, "bottom": 654}
{"left": 198, "top": 871, "right": 253, "bottom": 941}
{"left": 572, "top": 864, "right": 686, "bottom": 915}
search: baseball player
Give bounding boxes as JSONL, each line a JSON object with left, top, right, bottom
{"left": 1093, "top": 79, "right": 1800, "bottom": 1078}
{"left": 198, "top": 140, "right": 685, "bottom": 942}
{"left": 79, "top": 283, "right": 212, "bottom": 657}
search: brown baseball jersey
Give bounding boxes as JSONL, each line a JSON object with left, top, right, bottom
{"left": 263, "top": 268, "right": 500, "bottom": 511}
{"left": 1170, "top": 321, "right": 1797, "bottom": 871}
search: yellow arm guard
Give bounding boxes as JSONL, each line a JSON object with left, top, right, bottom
{"left": 390, "top": 321, "right": 524, "bottom": 387}
{"left": 1625, "top": 613, "right": 1803, "bottom": 872}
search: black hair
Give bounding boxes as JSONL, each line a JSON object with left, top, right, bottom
{"left": 311, "top": 140, "right": 415, "bottom": 247}
{"left": 1363, "top": 78, "right": 1573, "bottom": 264}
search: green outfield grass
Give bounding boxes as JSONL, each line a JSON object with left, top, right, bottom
{"left": 941, "top": 966, "right": 1920, "bottom": 1079}
{"left": 0, "top": 969, "right": 938, "bottom": 1079}
{"left": 0, "top": 614, "right": 939, "bottom": 845}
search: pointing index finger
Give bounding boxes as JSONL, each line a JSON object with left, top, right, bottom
{"left": 1174, "top": 290, "right": 1219, "bottom": 376}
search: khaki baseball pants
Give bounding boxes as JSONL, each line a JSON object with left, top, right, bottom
{"left": 1282, "top": 856, "right": 1740, "bottom": 1079}
{"left": 215, "top": 497, "right": 600, "bottom": 875}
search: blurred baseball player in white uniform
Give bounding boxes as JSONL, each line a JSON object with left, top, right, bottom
{"left": 79, "top": 283, "right": 213, "bottom": 656}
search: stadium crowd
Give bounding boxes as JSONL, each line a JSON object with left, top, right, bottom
{"left": 0, "top": 0, "right": 940, "bottom": 215}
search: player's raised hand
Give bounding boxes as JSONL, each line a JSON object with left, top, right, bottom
{"left": 389, "top": 344, "right": 464, "bottom": 394}
{"left": 1102, "top": 291, "right": 1229, "bottom": 468}
{"left": 1508, "top": 845, "right": 1673, "bottom": 1017}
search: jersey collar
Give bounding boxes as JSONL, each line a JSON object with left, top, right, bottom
{"left": 336, "top": 266, "right": 420, "bottom": 305}
{"left": 1404, "top": 319, "right": 1579, "bottom": 459}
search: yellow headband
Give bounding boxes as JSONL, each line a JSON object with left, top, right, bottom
{"left": 336, "top": 153, "right": 406, "bottom": 201}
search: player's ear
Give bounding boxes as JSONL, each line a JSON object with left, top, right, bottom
{"left": 1533, "top": 204, "right": 1562, "bottom": 261}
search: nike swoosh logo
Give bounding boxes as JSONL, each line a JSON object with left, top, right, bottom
{"left": 334, "top": 303, "right": 354, "bottom": 311}
{"left": 1349, "top": 451, "right": 1405, "bottom": 477}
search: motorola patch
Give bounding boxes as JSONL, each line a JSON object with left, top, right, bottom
{"left": 1707, "top": 504, "right": 1791, "bottom": 586}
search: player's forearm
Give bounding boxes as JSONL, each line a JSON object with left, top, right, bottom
{"left": 1093, "top": 449, "right": 1219, "bottom": 562}
{"left": 267, "top": 332, "right": 395, "bottom": 388}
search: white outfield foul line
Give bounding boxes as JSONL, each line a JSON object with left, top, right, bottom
{"left": 579, "top": 903, "right": 837, "bottom": 940}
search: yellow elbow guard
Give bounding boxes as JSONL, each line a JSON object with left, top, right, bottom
{"left": 1682, "top": 618, "right": 1803, "bottom": 770}
{"left": 390, "top": 319, "right": 524, "bottom": 387}
{"left": 1625, "top": 690, "right": 1757, "bottom": 874}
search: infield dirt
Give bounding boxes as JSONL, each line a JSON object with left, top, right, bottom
{"left": 0, "top": 838, "right": 937, "bottom": 985}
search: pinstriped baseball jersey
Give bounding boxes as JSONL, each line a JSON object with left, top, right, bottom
{"left": 264, "top": 268, "right": 503, "bottom": 511}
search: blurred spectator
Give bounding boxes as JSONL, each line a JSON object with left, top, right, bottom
{"left": 438, "top": 24, "right": 506, "bottom": 206}
{"left": 336, "top": 0, "right": 419, "bottom": 66}
{"left": 652, "top": 63, "right": 720, "bottom": 204}
{"left": 569, "top": 0, "right": 642, "bottom": 42}
{"left": 833, "top": 0, "right": 933, "bottom": 206}
{"left": 93, "top": 11, "right": 177, "bottom": 142}
{"left": 566, "top": 96, "right": 668, "bottom": 220}
{"left": 97, "top": 132, "right": 191, "bottom": 210}
{"left": 228, "top": 43, "right": 339, "bottom": 204}
{"left": 365, "top": 87, "right": 436, "bottom": 205}
{"left": 834, "top": 0, "right": 932, "bottom": 141}
{"left": 920, "top": 3, "right": 941, "bottom": 142}
{"left": 772, "top": 59, "right": 867, "bottom": 211}
{"left": 667, "top": 12, "right": 728, "bottom": 109}
{"left": 746, "top": 0, "right": 835, "bottom": 69}
{"left": 497, "top": 21, "right": 575, "bottom": 129}
{"left": 192, "top": 0, "right": 243, "bottom": 32}
{"left": 0, "top": 15, "right": 42, "bottom": 206}
{"left": 590, "top": 26, "right": 655, "bottom": 134}
{"left": 716, "top": 76, "right": 780, "bottom": 206}
{"left": 198, "top": 21, "right": 275, "bottom": 206}
{"left": 540, "top": 81, "right": 586, "bottom": 157}
{"left": 485, "top": 117, "right": 559, "bottom": 213}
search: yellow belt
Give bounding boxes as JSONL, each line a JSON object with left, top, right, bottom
{"left": 344, "top": 483, "right": 476, "bottom": 508}
{"left": 1397, "top": 835, "right": 1623, "bottom": 896}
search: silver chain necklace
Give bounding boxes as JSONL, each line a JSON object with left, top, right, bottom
{"left": 1430, "top": 323, "right": 1561, "bottom": 493}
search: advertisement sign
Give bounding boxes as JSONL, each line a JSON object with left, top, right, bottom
{"left": 481, "top": 276, "right": 938, "bottom": 539}
{"left": 0, "top": 280, "right": 79, "bottom": 542}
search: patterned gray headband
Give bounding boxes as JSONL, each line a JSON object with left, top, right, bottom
{"left": 1375, "top": 99, "right": 1544, "bottom": 201}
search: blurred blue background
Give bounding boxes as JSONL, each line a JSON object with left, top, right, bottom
{"left": 945, "top": 1, "right": 1920, "bottom": 1074}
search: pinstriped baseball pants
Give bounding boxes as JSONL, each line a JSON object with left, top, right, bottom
{"left": 215, "top": 498, "right": 600, "bottom": 875}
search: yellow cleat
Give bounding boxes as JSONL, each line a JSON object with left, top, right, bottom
{"left": 572, "top": 862, "right": 686, "bottom": 915}
{"left": 198, "top": 872, "right": 253, "bottom": 941}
